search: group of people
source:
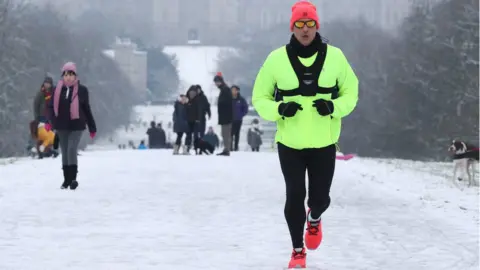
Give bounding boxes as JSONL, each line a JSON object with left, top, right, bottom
{"left": 172, "top": 77, "right": 255, "bottom": 156}
{"left": 30, "top": 62, "right": 97, "bottom": 190}
{"left": 145, "top": 121, "right": 167, "bottom": 148}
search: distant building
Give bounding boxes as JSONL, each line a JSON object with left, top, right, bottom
{"left": 103, "top": 38, "right": 148, "bottom": 100}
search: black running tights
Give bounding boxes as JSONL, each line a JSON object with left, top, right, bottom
{"left": 277, "top": 142, "right": 336, "bottom": 249}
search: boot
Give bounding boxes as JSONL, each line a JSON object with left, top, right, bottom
{"left": 173, "top": 144, "right": 180, "bottom": 155}
{"left": 61, "top": 165, "right": 70, "bottom": 189}
{"left": 216, "top": 150, "right": 230, "bottom": 156}
{"left": 182, "top": 145, "right": 190, "bottom": 155}
{"left": 287, "top": 248, "right": 307, "bottom": 269}
{"left": 304, "top": 209, "right": 323, "bottom": 250}
{"left": 69, "top": 165, "right": 78, "bottom": 190}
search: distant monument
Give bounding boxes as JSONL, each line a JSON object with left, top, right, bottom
{"left": 187, "top": 28, "right": 200, "bottom": 45}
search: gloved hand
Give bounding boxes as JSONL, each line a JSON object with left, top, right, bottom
{"left": 45, "top": 123, "right": 52, "bottom": 131}
{"left": 39, "top": 145, "right": 45, "bottom": 152}
{"left": 90, "top": 132, "right": 96, "bottom": 139}
{"left": 278, "top": 102, "right": 303, "bottom": 117}
{"left": 312, "top": 99, "right": 334, "bottom": 116}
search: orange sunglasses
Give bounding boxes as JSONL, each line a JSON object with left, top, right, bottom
{"left": 294, "top": 20, "right": 317, "bottom": 29}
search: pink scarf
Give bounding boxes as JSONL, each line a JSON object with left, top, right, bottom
{"left": 53, "top": 79, "right": 80, "bottom": 119}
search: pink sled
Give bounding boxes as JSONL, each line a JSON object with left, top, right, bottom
{"left": 336, "top": 153, "right": 356, "bottom": 160}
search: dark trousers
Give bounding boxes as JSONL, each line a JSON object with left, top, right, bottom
{"left": 251, "top": 146, "right": 260, "bottom": 152}
{"left": 277, "top": 142, "right": 336, "bottom": 249}
{"left": 175, "top": 133, "right": 184, "bottom": 145}
{"left": 185, "top": 122, "right": 199, "bottom": 147}
{"left": 199, "top": 120, "right": 206, "bottom": 138}
{"left": 53, "top": 133, "right": 59, "bottom": 150}
{"left": 231, "top": 120, "right": 242, "bottom": 151}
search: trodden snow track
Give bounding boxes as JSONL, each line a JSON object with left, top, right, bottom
{"left": 0, "top": 150, "right": 478, "bottom": 270}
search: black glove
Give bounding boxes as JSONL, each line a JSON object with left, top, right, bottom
{"left": 312, "top": 99, "right": 334, "bottom": 116}
{"left": 278, "top": 102, "right": 303, "bottom": 117}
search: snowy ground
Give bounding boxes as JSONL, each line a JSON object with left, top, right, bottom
{"left": 0, "top": 150, "right": 478, "bottom": 270}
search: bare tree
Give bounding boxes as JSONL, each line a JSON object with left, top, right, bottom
{"left": 217, "top": 0, "right": 479, "bottom": 161}
{"left": 0, "top": 2, "right": 144, "bottom": 157}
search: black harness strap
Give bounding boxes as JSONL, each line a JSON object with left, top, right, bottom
{"left": 274, "top": 43, "right": 339, "bottom": 102}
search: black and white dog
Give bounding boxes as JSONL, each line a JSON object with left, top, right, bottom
{"left": 448, "top": 140, "right": 479, "bottom": 187}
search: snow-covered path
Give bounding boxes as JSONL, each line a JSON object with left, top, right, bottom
{"left": 0, "top": 151, "right": 478, "bottom": 270}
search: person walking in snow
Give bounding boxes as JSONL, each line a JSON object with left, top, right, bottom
{"left": 184, "top": 85, "right": 202, "bottom": 154}
{"left": 47, "top": 62, "right": 97, "bottom": 190}
{"left": 251, "top": 1, "right": 359, "bottom": 268}
{"left": 172, "top": 94, "right": 189, "bottom": 155}
{"left": 231, "top": 85, "right": 249, "bottom": 151}
{"left": 213, "top": 72, "right": 233, "bottom": 156}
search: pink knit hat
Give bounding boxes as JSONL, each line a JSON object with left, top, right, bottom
{"left": 61, "top": 61, "right": 77, "bottom": 74}
{"left": 290, "top": 0, "right": 320, "bottom": 31}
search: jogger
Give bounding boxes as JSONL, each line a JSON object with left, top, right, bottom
{"left": 57, "top": 130, "right": 83, "bottom": 166}
{"left": 251, "top": 1, "right": 359, "bottom": 268}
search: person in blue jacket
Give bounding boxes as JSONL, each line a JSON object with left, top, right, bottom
{"left": 231, "top": 85, "right": 249, "bottom": 151}
{"left": 138, "top": 140, "right": 147, "bottom": 149}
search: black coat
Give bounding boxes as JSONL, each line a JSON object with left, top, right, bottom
{"left": 217, "top": 83, "right": 233, "bottom": 125}
{"left": 185, "top": 96, "right": 202, "bottom": 122}
{"left": 173, "top": 101, "right": 189, "bottom": 133}
{"left": 48, "top": 83, "right": 96, "bottom": 132}
{"left": 197, "top": 92, "right": 211, "bottom": 121}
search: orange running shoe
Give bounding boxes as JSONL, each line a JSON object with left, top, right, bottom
{"left": 288, "top": 248, "right": 307, "bottom": 269}
{"left": 305, "top": 209, "right": 323, "bottom": 250}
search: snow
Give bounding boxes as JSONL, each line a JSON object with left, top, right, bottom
{"left": 0, "top": 150, "right": 478, "bottom": 269}
{"left": 102, "top": 49, "right": 115, "bottom": 59}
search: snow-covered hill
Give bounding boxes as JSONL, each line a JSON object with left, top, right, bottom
{"left": 0, "top": 150, "right": 478, "bottom": 270}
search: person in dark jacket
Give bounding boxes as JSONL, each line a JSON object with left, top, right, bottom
{"left": 48, "top": 61, "right": 96, "bottom": 190}
{"left": 231, "top": 85, "right": 249, "bottom": 151}
{"left": 184, "top": 85, "right": 202, "bottom": 153}
{"left": 195, "top": 84, "right": 211, "bottom": 137}
{"left": 156, "top": 122, "right": 167, "bottom": 148}
{"left": 146, "top": 121, "right": 159, "bottom": 148}
{"left": 33, "top": 76, "right": 54, "bottom": 123}
{"left": 172, "top": 94, "right": 189, "bottom": 155}
{"left": 213, "top": 72, "right": 233, "bottom": 156}
{"left": 34, "top": 76, "right": 60, "bottom": 153}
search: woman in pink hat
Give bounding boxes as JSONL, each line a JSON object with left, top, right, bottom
{"left": 252, "top": 0, "right": 359, "bottom": 268}
{"left": 47, "top": 61, "right": 97, "bottom": 190}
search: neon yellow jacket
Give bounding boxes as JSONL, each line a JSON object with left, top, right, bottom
{"left": 252, "top": 44, "right": 358, "bottom": 150}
